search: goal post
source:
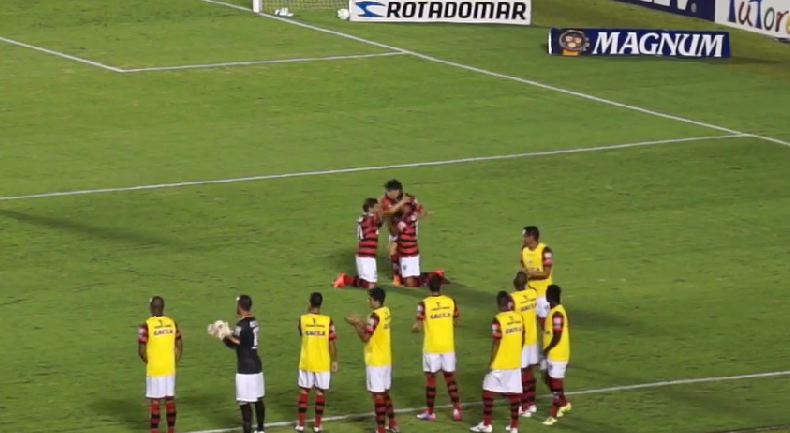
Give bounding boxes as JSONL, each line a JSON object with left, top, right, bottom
{"left": 252, "top": 0, "right": 347, "bottom": 12}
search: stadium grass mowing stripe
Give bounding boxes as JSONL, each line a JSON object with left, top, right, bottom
{"left": 120, "top": 52, "right": 406, "bottom": 72}
{"left": 0, "top": 135, "right": 741, "bottom": 201}
{"left": 198, "top": 0, "right": 790, "bottom": 149}
{"left": 707, "top": 425, "right": 790, "bottom": 433}
{"left": 184, "top": 369, "right": 790, "bottom": 433}
{"left": 0, "top": 35, "right": 125, "bottom": 72}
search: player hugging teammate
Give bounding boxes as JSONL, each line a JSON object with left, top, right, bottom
{"left": 333, "top": 179, "right": 448, "bottom": 289}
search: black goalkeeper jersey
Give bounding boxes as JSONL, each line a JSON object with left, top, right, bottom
{"left": 225, "top": 316, "right": 263, "bottom": 375}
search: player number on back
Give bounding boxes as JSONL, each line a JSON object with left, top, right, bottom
{"left": 252, "top": 326, "right": 260, "bottom": 350}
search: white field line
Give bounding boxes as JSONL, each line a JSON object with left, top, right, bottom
{"left": 120, "top": 52, "right": 405, "bottom": 73}
{"left": 198, "top": 0, "right": 790, "bottom": 149}
{"left": 185, "top": 369, "right": 790, "bottom": 433}
{"left": 0, "top": 135, "right": 741, "bottom": 202}
{"left": 0, "top": 35, "right": 125, "bottom": 73}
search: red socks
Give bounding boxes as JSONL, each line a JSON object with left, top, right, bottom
{"left": 150, "top": 400, "right": 161, "bottom": 433}
{"left": 425, "top": 374, "right": 437, "bottom": 413}
{"left": 444, "top": 371, "right": 461, "bottom": 407}
{"left": 549, "top": 378, "right": 568, "bottom": 417}
{"left": 521, "top": 367, "right": 536, "bottom": 410}
{"left": 315, "top": 393, "right": 326, "bottom": 426}
{"left": 374, "top": 393, "right": 387, "bottom": 433}
{"left": 482, "top": 390, "right": 494, "bottom": 425}
{"left": 297, "top": 392, "right": 308, "bottom": 426}
{"left": 164, "top": 399, "right": 176, "bottom": 433}
{"left": 342, "top": 274, "right": 373, "bottom": 289}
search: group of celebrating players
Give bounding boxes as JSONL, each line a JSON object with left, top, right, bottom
{"left": 135, "top": 179, "right": 571, "bottom": 433}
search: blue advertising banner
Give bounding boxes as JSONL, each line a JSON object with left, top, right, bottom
{"left": 615, "top": 0, "right": 716, "bottom": 21}
{"left": 548, "top": 28, "right": 731, "bottom": 58}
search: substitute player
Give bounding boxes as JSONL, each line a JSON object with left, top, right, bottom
{"left": 296, "top": 292, "right": 338, "bottom": 433}
{"left": 413, "top": 274, "right": 462, "bottom": 421}
{"left": 345, "top": 287, "right": 398, "bottom": 433}
{"left": 138, "top": 296, "right": 182, "bottom": 433}
{"left": 470, "top": 291, "right": 523, "bottom": 433}
{"left": 222, "top": 295, "right": 266, "bottom": 433}
{"left": 509, "top": 272, "right": 539, "bottom": 418}
{"left": 542, "top": 285, "right": 571, "bottom": 426}
{"left": 381, "top": 179, "right": 425, "bottom": 285}
{"left": 519, "top": 226, "right": 554, "bottom": 321}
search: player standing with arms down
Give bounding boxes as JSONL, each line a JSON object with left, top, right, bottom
{"left": 296, "top": 292, "right": 339, "bottom": 433}
{"left": 542, "top": 285, "right": 571, "bottom": 426}
{"left": 509, "top": 272, "right": 539, "bottom": 418}
{"left": 138, "top": 296, "right": 182, "bottom": 433}
{"left": 345, "top": 287, "right": 399, "bottom": 433}
{"left": 470, "top": 292, "right": 524, "bottom": 433}
{"left": 222, "top": 295, "right": 267, "bottom": 433}
{"left": 381, "top": 179, "right": 425, "bottom": 286}
{"left": 520, "top": 226, "right": 553, "bottom": 321}
{"left": 413, "top": 274, "right": 463, "bottom": 421}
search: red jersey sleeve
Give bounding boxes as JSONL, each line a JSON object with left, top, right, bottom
{"left": 328, "top": 319, "right": 337, "bottom": 341}
{"left": 137, "top": 323, "right": 148, "bottom": 343}
{"left": 491, "top": 318, "right": 502, "bottom": 340}
{"left": 542, "top": 247, "right": 553, "bottom": 267}
{"left": 365, "top": 313, "right": 380, "bottom": 335}
{"left": 453, "top": 299, "right": 460, "bottom": 318}
{"left": 551, "top": 312, "right": 565, "bottom": 332}
{"left": 416, "top": 301, "right": 426, "bottom": 321}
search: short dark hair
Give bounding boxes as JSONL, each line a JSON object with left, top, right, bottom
{"left": 427, "top": 274, "right": 443, "bottom": 293}
{"left": 150, "top": 296, "right": 165, "bottom": 310}
{"left": 369, "top": 287, "right": 386, "bottom": 304}
{"left": 384, "top": 179, "right": 403, "bottom": 192}
{"left": 513, "top": 271, "right": 528, "bottom": 290}
{"left": 310, "top": 292, "right": 323, "bottom": 308}
{"left": 496, "top": 290, "right": 511, "bottom": 307}
{"left": 546, "top": 284, "right": 561, "bottom": 303}
{"left": 237, "top": 294, "right": 253, "bottom": 311}
{"left": 362, "top": 197, "right": 378, "bottom": 212}
{"left": 522, "top": 226, "right": 540, "bottom": 240}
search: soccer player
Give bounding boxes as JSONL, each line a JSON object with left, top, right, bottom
{"left": 395, "top": 200, "right": 422, "bottom": 287}
{"left": 542, "top": 285, "right": 571, "bottom": 426}
{"left": 470, "top": 291, "right": 524, "bottom": 433}
{"left": 296, "top": 292, "right": 339, "bottom": 433}
{"left": 381, "top": 179, "right": 425, "bottom": 285}
{"left": 413, "top": 274, "right": 462, "bottom": 421}
{"left": 345, "top": 287, "right": 398, "bottom": 433}
{"left": 509, "top": 271, "right": 539, "bottom": 417}
{"left": 138, "top": 296, "right": 182, "bottom": 433}
{"left": 519, "top": 226, "right": 553, "bottom": 321}
{"left": 221, "top": 295, "right": 266, "bottom": 433}
{"left": 333, "top": 197, "right": 385, "bottom": 289}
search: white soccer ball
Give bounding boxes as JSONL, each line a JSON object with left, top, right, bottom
{"left": 337, "top": 8, "right": 350, "bottom": 20}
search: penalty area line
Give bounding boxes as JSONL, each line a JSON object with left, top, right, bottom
{"left": 120, "top": 52, "right": 405, "bottom": 73}
{"left": 0, "top": 36, "right": 125, "bottom": 72}
{"left": 0, "top": 134, "right": 742, "bottom": 202}
{"left": 185, "top": 369, "right": 790, "bottom": 433}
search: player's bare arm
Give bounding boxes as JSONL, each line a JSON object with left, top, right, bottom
{"left": 381, "top": 197, "right": 409, "bottom": 217}
{"left": 224, "top": 334, "right": 241, "bottom": 347}
{"left": 412, "top": 301, "right": 424, "bottom": 333}
{"left": 490, "top": 338, "right": 500, "bottom": 369}
{"left": 138, "top": 341, "right": 147, "bottom": 363}
{"left": 175, "top": 323, "right": 183, "bottom": 363}
{"left": 137, "top": 324, "right": 148, "bottom": 363}
{"left": 329, "top": 339, "right": 339, "bottom": 373}
{"left": 543, "top": 313, "right": 563, "bottom": 358}
{"left": 344, "top": 314, "right": 371, "bottom": 343}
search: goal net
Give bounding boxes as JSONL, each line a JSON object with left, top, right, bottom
{"left": 252, "top": 0, "right": 346, "bottom": 12}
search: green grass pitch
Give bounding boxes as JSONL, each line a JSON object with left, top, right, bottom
{"left": 1, "top": 0, "right": 789, "bottom": 432}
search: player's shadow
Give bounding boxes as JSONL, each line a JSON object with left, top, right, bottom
{"left": 90, "top": 398, "right": 148, "bottom": 431}
{"left": 0, "top": 209, "right": 185, "bottom": 248}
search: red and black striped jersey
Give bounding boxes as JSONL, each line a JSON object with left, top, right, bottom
{"left": 383, "top": 194, "right": 422, "bottom": 235}
{"left": 396, "top": 213, "right": 419, "bottom": 257}
{"left": 356, "top": 212, "right": 381, "bottom": 257}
